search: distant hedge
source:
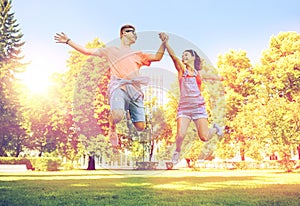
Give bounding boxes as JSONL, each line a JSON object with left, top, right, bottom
{"left": 0, "top": 157, "right": 62, "bottom": 171}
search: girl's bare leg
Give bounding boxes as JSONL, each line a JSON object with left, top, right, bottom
{"left": 172, "top": 117, "right": 191, "bottom": 164}
{"left": 193, "top": 118, "right": 216, "bottom": 142}
{"left": 175, "top": 117, "right": 191, "bottom": 152}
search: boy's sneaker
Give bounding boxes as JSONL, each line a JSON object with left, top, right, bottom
{"left": 213, "top": 123, "right": 224, "bottom": 137}
{"left": 172, "top": 151, "right": 180, "bottom": 164}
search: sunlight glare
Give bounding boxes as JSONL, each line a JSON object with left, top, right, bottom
{"left": 21, "top": 63, "right": 53, "bottom": 94}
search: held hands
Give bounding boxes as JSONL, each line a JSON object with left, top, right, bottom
{"left": 54, "top": 32, "right": 70, "bottom": 44}
{"left": 159, "top": 32, "right": 169, "bottom": 43}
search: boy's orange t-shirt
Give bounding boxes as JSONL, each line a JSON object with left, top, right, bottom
{"left": 98, "top": 46, "right": 151, "bottom": 79}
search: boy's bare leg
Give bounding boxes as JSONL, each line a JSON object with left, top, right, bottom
{"left": 133, "top": 121, "right": 146, "bottom": 131}
{"left": 109, "top": 110, "right": 125, "bottom": 148}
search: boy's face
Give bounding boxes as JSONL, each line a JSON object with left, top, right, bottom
{"left": 122, "top": 28, "right": 137, "bottom": 42}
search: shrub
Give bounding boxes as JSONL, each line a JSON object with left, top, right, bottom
{"left": 28, "top": 157, "right": 62, "bottom": 171}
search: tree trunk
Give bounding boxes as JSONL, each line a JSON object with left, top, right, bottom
{"left": 240, "top": 148, "right": 245, "bottom": 161}
{"left": 149, "top": 141, "right": 154, "bottom": 162}
{"left": 87, "top": 155, "right": 95, "bottom": 170}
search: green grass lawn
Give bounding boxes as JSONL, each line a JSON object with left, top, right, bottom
{"left": 0, "top": 169, "right": 300, "bottom": 206}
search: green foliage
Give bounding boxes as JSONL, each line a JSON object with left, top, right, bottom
{"left": 73, "top": 56, "right": 109, "bottom": 138}
{"left": 0, "top": 0, "right": 26, "bottom": 157}
{"left": 217, "top": 32, "right": 300, "bottom": 169}
{"left": 259, "top": 31, "right": 300, "bottom": 102}
{"left": 218, "top": 49, "right": 254, "bottom": 120}
{"left": 201, "top": 61, "right": 226, "bottom": 126}
{"left": 163, "top": 81, "right": 179, "bottom": 144}
{"left": 0, "top": 0, "right": 25, "bottom": 67}
{"left": 79, "top": 134, "right": 111, "bottom": 160}
{"left": 28, "top": 157, "right": 62, "bottom": 171}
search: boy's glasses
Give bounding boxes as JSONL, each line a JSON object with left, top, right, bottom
{"left": 125, "top": 30, "right": 136, "bottom": 34}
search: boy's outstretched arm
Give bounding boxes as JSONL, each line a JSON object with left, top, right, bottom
{"left": 54, "top": 32, "right": 101, "bottom": 56}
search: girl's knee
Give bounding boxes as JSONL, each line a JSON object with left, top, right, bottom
{"left": 177, "top": 132, "right": 186, "bottom": 139}
{"left": 198, "top": 132, "right": 208, "bottom": 142}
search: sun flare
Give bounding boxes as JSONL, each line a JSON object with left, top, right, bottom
{"left": 20, "top": 63, "right": 53, "bottom": 94}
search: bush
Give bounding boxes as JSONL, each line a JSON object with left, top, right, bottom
{"left": 28, "top": 157, "right": 62, "bottom": 171}
{"left": 62, "top": 162, "right": 74, "bottom": 170}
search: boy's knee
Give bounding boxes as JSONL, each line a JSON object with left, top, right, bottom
{"left": 133, "top": 122, "right": 145, "bottom": 131}
{"left": 110, "top": 110, "right": 124, "bottom": 124}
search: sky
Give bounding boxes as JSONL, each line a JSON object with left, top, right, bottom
{"left": 10, "top": 0, "right": 300, "bottom": 91}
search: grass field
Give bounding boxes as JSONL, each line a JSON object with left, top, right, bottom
{"left": 0, "top": 169, "right": 300, "bottom": 206}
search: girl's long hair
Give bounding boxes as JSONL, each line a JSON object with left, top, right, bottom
{"left": 184, "top": 49, "right": 201, "bottom": 71}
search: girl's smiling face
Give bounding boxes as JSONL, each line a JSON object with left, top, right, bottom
{"left": 182, "top": 51, "right": 195, "bottom": 65}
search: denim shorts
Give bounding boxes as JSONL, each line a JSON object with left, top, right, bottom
{"left": 109, "top": 88, "right": 145, "bottom": 123}
{"left": 177, "top": 104, "right": 208, "bottom": 120}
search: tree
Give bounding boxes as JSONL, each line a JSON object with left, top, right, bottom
{"left": 74, "top": 55, "right": 110, "bottom": 138}
{"left": 64, "top": 38, "right": 113, "bottom": 169}
{"left": 158, "top": 82, "right": 178, "bottom": 160}
{"left": 0, "top": 0, "right": 26, "bottom": 156}
{"left": 217, "top": 50, "right": 255, "bottom": 161}
{"left": 263, "top": 97, "right": 299, "bottom": 171}
{"left": 0, "top": 0, "right": 24, "bottom": 67}
{"left": 259, "top": 31, "right": 300, "bottom": 102}
{"left": 21, "top": 93, "right": 55, "bottom": 156}
{"left": 46, "top": 73, "right": 82, "bottom": 163}
{"left": 255, "top": 32, "right": 300, "bottom": 170}
{"left": 216, "top": 32, "right": 300, "bottom": 170}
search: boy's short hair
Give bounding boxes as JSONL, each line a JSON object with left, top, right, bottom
{"left": 120, "top": 24, "right": 135, "bottom": 38}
